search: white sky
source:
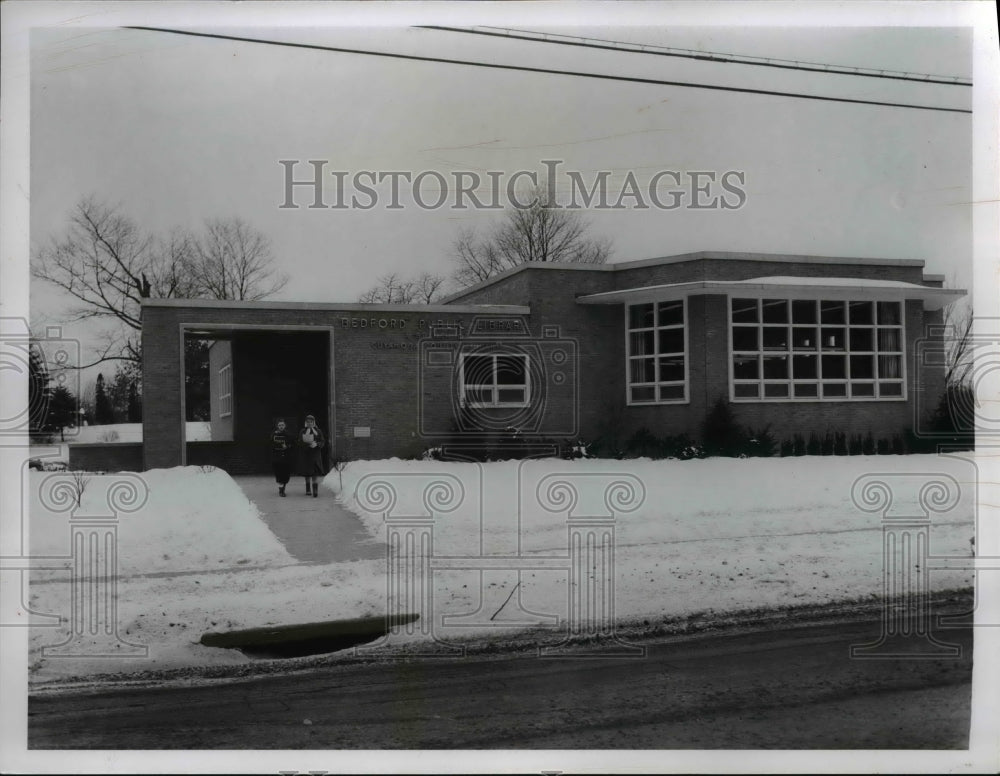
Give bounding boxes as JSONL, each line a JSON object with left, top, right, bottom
{"left": 25, "top": 17, "right": 979, "bottom": 367}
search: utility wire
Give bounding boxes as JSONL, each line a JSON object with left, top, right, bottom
{"left": 124, "top": 26, "right": 972, "bottom": 115}
{"left": 426, "top": 25, "right": 972, "bottom": 87}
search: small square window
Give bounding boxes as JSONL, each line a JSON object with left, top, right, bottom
{"left": 658, "top": 356, "right": 685, "bottom": 383}
{"left": 762, "top": 299, "right": 788, "bottom": 324}
{"left": 850, "top": 355, "right": 874, "bottom": 380}
{"left": 629, "top": 304, "right": 655, "bottom": 329}
{"left": 792, "top": 300, "right": 817, "bottom": 324}
{"left": 630, "top": 358, "right": 655, "bottom": 384}
{"left": 849, "top": 301, "right": 874, "bottom": 325}
{"left": 630, "top": 385, "right": 656, "bottom": 402}
{"left": 792, "top": 327, "right": 817, "bottom": 350}
{"left": 733, "top": 355, "right": 759, "bottom": 380}
{"left": 630, "top": 330, "right": 655, "bottom": 356}
{"left": 793, "top": 354, "right": 817, "bottom": 380}
{"left": 732, "top": 298, "right": 758, "bottom": 323}
{"left": 762, "top": 327, "right": 789, "bottom": 350}
{"left": 659, "top": 328, "right": 684, "bottom": 354}
{"left": 733, "top": 327, "right": 758, "bottom": 351}
{"left": 878, "top": 302, "right": 901, "bottom": 325}
{"left": 657, "top": 301, "right": 684, "bottom": 327}
{"left": 821, "top": 301, "right": 846, "bottom": 324}
{"left": 659, "top": 384, "right": 685, "bottom": 401}
{"left": 822, "top": 355, "right": 847, "bottom": 380}
{"left": 850, "top": 328, "right": 874, "bottom": 351}
{"left": 762, "top": 355, "right": 788, "bottom": 380}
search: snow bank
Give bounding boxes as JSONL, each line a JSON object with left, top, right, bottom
{"left": 29, "top": 466, "right": 294, "bottom": 575}
{"left": 26, "top": 455, "right": 977, "bottom": 684}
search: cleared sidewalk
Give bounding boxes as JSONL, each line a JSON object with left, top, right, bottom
{"left": 234, "top": 476, "right": 383, "bottom": 564}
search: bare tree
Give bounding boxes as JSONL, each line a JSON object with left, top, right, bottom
{"left": 358, "top": 272, "right": 446, "bottom": 304}
{"left": 944, "top": 300, "right": 974, "bottom": 388}
{"left": 32, "top": 200, "right": 287, "bottom": 366}
{"left": 184, "top": 217, "right": 288, "bottom": 301}
{"left": 452, "top": 184, "right": 612, "bottom": 288}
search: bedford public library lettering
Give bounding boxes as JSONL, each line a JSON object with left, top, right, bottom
{"left": 70, "top": 251, "right": 963, "bottom": 473}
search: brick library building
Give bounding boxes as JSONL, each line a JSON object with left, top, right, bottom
{"left": 74, "top": 251, "right": 964, "bottom": 474}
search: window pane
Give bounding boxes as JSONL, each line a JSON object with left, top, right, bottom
{"left": 821, "top": 301, "right": 845, "bottom": 324}
{"left": 496, "top": 355, "right": 526, "bottom": 385}
{"left": 793, "top": 354, "right": 817, "bottom": 379}
{"left": 792, "top": 327, "right": 817, "bottom": 350}
{"left": 851, "top": 382, "right": 875, "bottom": 397}
{"left": 658, "top": 356, "right": 685, "bottom": 382}
{"left": 850, "top": 355, "right": 874, "bottom": 380}
{"left": 822, "top": 355, "right": 846, "bottom": 379}
{"left": 849, "top": 301, "right": 874, "bottom": 325}
{"left": 732, "top": 327, "right": 758, "bottom": 351}
{"left": 764, "top": 383, "right": 789, "bottom": 398}
{"left": 659, "top": 384, "right": 685, "bottom": 401}
{"left": 463, "top": 354, "right": 494, "bottom": 383}
{"left": 878, "top": 302, "right": 901, "bottom": 325}
{"left": 763, "top": 327, "right": 789, "bottom": 350}
{"left": 497, "top": 388, "right": 526, "bottom": 404}
{"left": 734, "top": 383, "right": 759, "bottom": 398}
{"left": 630, "top": 358, "right": 655, "bottom": 383}
{"left": 877, "top": 329, "right": 901, "bottom": 352}
{"left": 823, "top": 383, "right": 847, "bottom": 397}
{"left": 792, "top": 300, "right": 817, "bottom": 324}
{"left": 466, "top": 387, "right": 493, "bottom": 404}
{"left": 630, "top": 330, "right": 655, "bottom": 356}
{"left": 762, "top": 299, "right": 788, "bottom": 324}
{"left": 630, "top": 385, "right": 656, "bottom": 402}
{"left": 879, "top": 382, "right": 903, "bottom": 397}
{"left": 732, "top": 298, "right": 758, "bottom": 323}
{"left": 733, "top": 355, "right": 759, "bottom": 380}
{"left": 657, "top": 301, "right": 684, "bottom": 327}
{"left": 821, "top": 327, "right": 846, "bottom": 350}
{"left": 659, "top": 328, "right": 684, "bottom": 354}
{"left": 878, "top": 355, "right": 902, "bottom": 379}
{"left": 793, "top": 383, "right": 818, "bottom": 398}
{"left": 629, "top": 304, "right": 654, "bottom": 329}
{"left": 849, "top": 328, "right": 874, "bottom": 351}
{"left": 762, "top": 355, "right": 789, "bottom": 379}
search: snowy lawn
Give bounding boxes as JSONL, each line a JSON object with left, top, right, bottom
{"left": 27, "top": 455, "right": 976, "bottom": 684}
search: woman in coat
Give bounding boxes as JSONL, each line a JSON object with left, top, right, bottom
{"left": 270, "top": 418, "right": 294, "bottom": 497}
{"left": 299, "top": 414, "right": 326, "bottom": 497}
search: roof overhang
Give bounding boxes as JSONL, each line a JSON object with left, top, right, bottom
{"left": 576, "top": 276, "right": 966, "bottom": 311}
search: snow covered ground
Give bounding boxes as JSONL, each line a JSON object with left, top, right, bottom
{"left": 26, "top": 455, "right": 976, "bottom": 684}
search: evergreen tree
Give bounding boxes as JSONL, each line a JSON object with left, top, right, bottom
{"left": 95, "top": 373, "right": 114, "bottom": 424}
{"left": 48, "top": 384, "right": 77, "bottom": 441}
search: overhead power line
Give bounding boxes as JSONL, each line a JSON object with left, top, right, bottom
{"left": 124, "top": 26, "right": 972, "bottom": 115}
{"left": 424, "top": 25, "right": 972, "bottom": 88}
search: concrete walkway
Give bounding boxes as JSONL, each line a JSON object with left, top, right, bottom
{"left": 234, "top": 476, "right": 383, "bottom": 564}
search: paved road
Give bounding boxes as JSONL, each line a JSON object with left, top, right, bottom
{"left": 28, "top": 618, "right": 972, "bottom": 749}
{"left": 236, "top": 476, "right": 382, "bottom": 563}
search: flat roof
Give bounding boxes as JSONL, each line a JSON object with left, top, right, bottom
{"left": 442, "top": 250, "right": 931, "bottom": 304}
{"left": 576, "top": 276, "right": 966, "bottom": 311}
{"left": 142, "top": 299, "right": 531, "bottom": 315}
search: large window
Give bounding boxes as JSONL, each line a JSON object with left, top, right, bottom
{"left": 218, "top": 363, "right": 232, "bottom": 417}
{"left": 460, "top": 352, "right": 530, "bottom": 408}
{"left": 730, "top": 298, "right": 904, "bottom": 401}
{"left": 627, "top": 299, "right": 687, "bottom": 404}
